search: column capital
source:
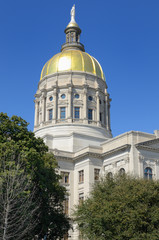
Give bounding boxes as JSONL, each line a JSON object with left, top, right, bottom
{"left": 96, "top": 90, "right": 100, "bottom": 97}
{"left": 41, "top": 91, "right": 46, "bottom": 98}
{"left": 68, "top": 86, "right": 72, "bottom": 93}
{"left": 34, "top": 99, "right": 39, "bottom": 104}
{"left": 53, "top": 88, "right": 57, "bottom": 95}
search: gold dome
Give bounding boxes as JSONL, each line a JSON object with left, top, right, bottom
{"left": 40, "top": 50, "right": 105, "bottom": 81}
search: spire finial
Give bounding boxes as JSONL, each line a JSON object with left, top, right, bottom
{"left": 70, "top": 4, "right": 75, "bottom": 22}
{"left": 61, "top": 4, "right": 85, "bottom": 52}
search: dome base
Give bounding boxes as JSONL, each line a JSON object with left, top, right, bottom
{"left": 34, "top": 124, "right": 112, "bottom": 152}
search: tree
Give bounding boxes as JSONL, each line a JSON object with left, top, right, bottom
{"left": 74, "top": 175, "right": 159, "bottom": 240}
{"left": 0, "top": 154, "right": 39, "bottom": 240}
{"left": 0, "top": 113, "right": 70, "bottom": 239}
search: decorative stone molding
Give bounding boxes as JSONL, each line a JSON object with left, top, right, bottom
{"left": 102, "top": 144, "right": 131, "bottom": 158}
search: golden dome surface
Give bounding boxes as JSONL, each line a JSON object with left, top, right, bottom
{"left": 40, "top": 50, "right": 105, "bottom": 81}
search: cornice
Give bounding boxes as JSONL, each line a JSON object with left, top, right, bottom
{"left": 51, "top": 144, "right": 131, "bottom": 163}
{"left": 136, "top": 138, "right": 159, "bottom": 147}
{"left": 102, "top": 144, "right": 131, "bottom": 158}
{"left": 136, "top": 145, "right": 159, "bottom": 153}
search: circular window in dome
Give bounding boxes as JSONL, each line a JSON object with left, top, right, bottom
{"left": 88, "top": 96, "right": 93, "bottom": 101}
{"left": 61, "top": 94, "right": 66, "bottom": 99}
{"left": 49, "top": 96, "right": 53, "bottom": 101}
{"left": 75, "top": 94, "right": 79, "bottom": 99}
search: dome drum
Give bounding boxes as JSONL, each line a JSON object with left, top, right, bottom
{"left": 34, "top": 70, "right": 112, "bottom": 139}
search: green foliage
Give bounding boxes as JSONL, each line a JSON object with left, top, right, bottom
{"left": 74, "top": 175, "right": 159, "bottom": 240}
{"left": 0, "top": 113, "right": 70, "bottom": 239}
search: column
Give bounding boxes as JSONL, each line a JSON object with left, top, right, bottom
{"left": 53, "top": 87, "right": 57, "bottom": 124}
{"left": 34, "top": 100, "right": 38, "bottom": 127}
{"left": 96, "top": 90, "right": 100, "bottom": 126}
{"left": 41, "top": 93, "right": 46, "bottom": 123}
{"left": 83, "top": 85, "right": 88, "bottom": 124}
{"left": 108, "top": 101, "right": 111, "bottom": 131}
{"left": 105, "top": 94, "right": 109, "bottom": 131}
{"left": 67, "top": 85, "right": 72, "bottom": 123}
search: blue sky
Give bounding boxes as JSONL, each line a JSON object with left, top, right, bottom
{"left": 0, "top": 0, "right": 159, "bottom": 137}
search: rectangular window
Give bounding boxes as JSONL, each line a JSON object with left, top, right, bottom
{"left": 100, "top": 112, "right": 102, "bottom": 122}
{"left": 61, "top": 171, "right": 69, "bottom": 184}
{"left": 79, "top": 170, "right": 84, "bottom": 183}
{"left": 74, "top": 107, "right": 80, "bottom": 119}
{"left": 49, "top": 109, "right": 53, "bottom": 120}
{"left": 79, "top": 193, "right": 84, "bottom": 205}
{"left": 63, "top": 197, "right": 69, "bottom": 215}
{"left": 60, "top": 107, "right": 66, "bottom": 119}
{"left": 88, "top": 109, "right": 93, "bottom": 120}
{"left": 94, "top": 169, "right": 100, "bottom": 181}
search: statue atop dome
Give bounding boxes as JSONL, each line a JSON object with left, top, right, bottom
{"left": 70, "top": 4, "right": 75, "bottom": 22}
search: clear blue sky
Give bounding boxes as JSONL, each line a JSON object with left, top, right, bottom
{"left": 0, "top": 0, "right": 159, "bottom": 137}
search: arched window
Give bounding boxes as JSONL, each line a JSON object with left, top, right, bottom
{"left": 144, "top": 167, "right": 152, "bottom": 179}
{"left": 119, "top": 168, "right": 125, "bottom": 175}
{"left": 107, "top": 172, "right": 113, "bottom": 178}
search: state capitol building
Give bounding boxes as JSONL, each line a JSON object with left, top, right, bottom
{"left": 34, "top": 6, "right": 159, "bottom": 240}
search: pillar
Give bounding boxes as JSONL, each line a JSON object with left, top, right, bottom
{"left": 53, "top": 87, "right": 57, "bottom": 124}
{"left": 68, "top": 85, "right": 72, "bottom": 123}
{"left": 34, "top": 100, "right": 38, "bottom": 126}
{"left": 41, "top": 92, "right": 46, "bottom": 123}
{"left": 96, "top": 90, "right": 100, "bottom": 126}
{"left": 83, "top": 85, "right": 88, "bottom": 124}
{"left": 105, "top": 94, "right": 109, "bottom": 131}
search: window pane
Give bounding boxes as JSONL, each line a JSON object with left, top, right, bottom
{"left": 119, "top": 168, "right": 125, "bottom": 175}
{"left": 100, "top": 112, "right": 102, "bottom": 122}
{"left": 107, "top": 172, "right": 113, "bottom": 178}
{"left": 49, "top": 96, "right": 53, "bottom": 101}
{"left": 60, "top": 107, "right": 66, "bottom": 119}
{"left": 144, "top": 167, "right": 152, "bottom": 179}
{"left": 88, "top": 96, "right": 93, "bottom": 101}
{"left": 74, "top": 107, "right": 80, "bottom": 119}
{"left": 88, "top": 109, "right": 93, "bottom": 120}
{"left": 94, "top": 169, "right": 100, "bottom": 181}
{"left": 61, "top": 172, "right": 69, "bottom": 184}
{"left": 79, "top": 170, "right": 84, "bottom": 183}
{"left": 49, "top": 109, "right": 53, "bottom": 120}
{"left": 61, "top": 94, "right": 66, "bottom": 99}
{"left": 79, "top": 193, "right": 84, "bottom": 205}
